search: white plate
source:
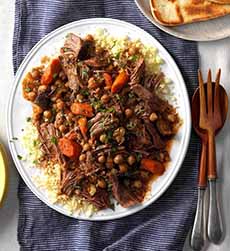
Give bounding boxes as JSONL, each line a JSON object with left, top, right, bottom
{"left": 7, "top": 18, "right": 191, "bottom": 220}
{"left": 135, "top": 0, "right": 230, "bottom": 41}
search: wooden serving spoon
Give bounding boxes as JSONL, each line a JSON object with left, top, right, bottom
{"left": 190, "top": 73, "right": 228, "bottom": 250}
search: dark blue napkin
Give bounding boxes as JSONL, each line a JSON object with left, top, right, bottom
{"left": 13, "top": 1, "right": 200, "bottom": 250}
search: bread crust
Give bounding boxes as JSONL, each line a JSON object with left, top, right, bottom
{"left": 150, "top": 0, "right": 230, "bottom": 26}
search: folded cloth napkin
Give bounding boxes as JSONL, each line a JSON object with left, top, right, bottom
{"left": 13, "top": 0, "right": 200, "bottom": 250}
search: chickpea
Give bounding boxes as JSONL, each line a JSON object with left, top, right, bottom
{"left": 51, "top": 96, "right": 58, "bottom": 102}
{"left": 31, "top": 69, "right": 40, "bottom": 80}
{"left": 101, "top": 94, "right": 110, "bottom": 104}
{"left": 127, "top": 155, "right": 136, "bottom": 166}
{"left": 97, "top": 179, "right": 106, "bottom": 189}
{"left": 43, "top": 110, "right": 52, "bottom": 119}
{"left": 59, "top": 125, "right": 67, "bottom": 133}
{"left": 98, "top": 155, "right": 106, "bottom": 163}
{"left": 88, "top": 138, "right": 94, "bottom": 146}
{"left": 128, "top": 46, "right": 138, "bottom": 55}
{"left": 38, "top": 85, "right": 47, "bottom": 93}
{"left": 32, "top": 104, "right": 43, "bottom": 114}
{"left": 83, "top": 143, "right": 90, "bottom": 152}
{"left": 133, "top": 180, "right": 142, "bottom": 189}
{"left": 28, "top": 91, "right": 36, "bottom": 101}
{"left": 167, "top": 114, "right": 176, "bottom": 122}
{"left": 88, "top": 77, "right": 97, "bottom": 89}
{"left": 149, "top": 112, "right": 158, "bottom": 122}
{"left": 66, "top": 112, "right": 74, "bottom": 122}
{"left": 88, "top": 184, "right": 96, "bottom": 196}
{"left": 110, "top": 168, "right": 117, "bottom": 175}
{"left": 56, "top": 100, "right": 65, "bottom": 110}
{"left": 119, "top": 164, "right": 128, "bottom": 173}
{"left": 85, "top": 34, "right": 94, "bottom": 42}
{"left": 114, "top": 154, "right": 124, "bottom": 164}
{"left": 125, "top": 108, "right": 133, "bottom": 118}
{"left": 99, "top": 134, "right": 107, "bottom": 143}
{"left": 79, "top": 154, "right": 86, "bottom": 161}
{"left": 76, "top": 94, "right": 84, "bottom": 102}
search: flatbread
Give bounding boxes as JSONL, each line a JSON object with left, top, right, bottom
{"left": 150, "top": 0, "right": 230, "bottom": 26}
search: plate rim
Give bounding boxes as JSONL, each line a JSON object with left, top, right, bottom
{"left": 135, "top": 0, "right": 230, "bottom": 42}
{"left": 7, "top": 17, "right": 191, "bottom": 221}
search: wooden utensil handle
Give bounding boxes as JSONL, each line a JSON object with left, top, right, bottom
{"left": 208, "top": 131, "right": 217, "bottom": 179}
{"left": 198, "top": 141, "right": 207, "bottom": 188}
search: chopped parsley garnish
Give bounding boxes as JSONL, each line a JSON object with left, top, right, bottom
{"left": 51, "top": 136, "right": 57, "bottom": 145}
{"left": 26, "top": 117, "right": 31, "bottom": 122}
{"left": 127, "top": 121, "right": 136, "bottom": 129}
{"left": 80, "top": 89, "right": 90, "bottom": 96}
{"left": 33, "top": 160, "right": 38, "bottom": 165}
{"left": 114, "top": 52, "right": 121, "bottom": 60}
{"left": 33, "top": 140, "right": 38, "bottom": 147}
{"left": 106, "top": 107, "right": 115, "bottom": 113}
{"left": 25, "top": 87, "right": 32, "bottom": 93}
{"left": 107, "top": 130, "right": 113, "bottom": 141}
{"left": 115, "top": 94, "right": 121, "bottom": 101}
{"left": 12, "top": 137, "right": 18, "bottom": 140}
{"left": 53, "top": 73, "right": 58, "bottom": 79}
{"left": 17, "top": 155, "right": 23, "bottom": 160}
{"left": 136, "top": 153, "right": 142, "bottom": 162}
{"left": 81, "top": 69, "right": 88, "bottom": 78}
{"left": 129, "top": 55, "right": 139, "bottom": 62}
{"left": 111, "top": 146, "right": 117, "bottom": 153}
{"left": 128, "top": 92, "right": 135, "bottom": 99}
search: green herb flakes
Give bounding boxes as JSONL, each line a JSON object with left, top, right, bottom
{"left": 17, "top": 155, "right": 23, "bottom": 160}
{"left": 51, "top": 136, "right": 57, "bottom": 145}
{"left": 53, "top": 73, "right": 58, "bottom": 79}
{"left": 25, "top": 87, "right": 32, "bottom": 93}
{"left": 80, "top": 89, "right": 89, "bottom": 96}
{"left": 26, "top": 117, "right": 31, "bottom": 122}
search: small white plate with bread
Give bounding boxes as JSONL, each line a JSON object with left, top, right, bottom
{"left": 135, "top": 0, "right": 230, "bottom": 41}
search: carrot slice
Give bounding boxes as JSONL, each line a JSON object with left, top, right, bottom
{"left": 140, "top": 159, "right": 165, "bottom": 175}
{"left": 78, "top": 117, "right": 88, "bottom": 138}
{"left": 41, "top": 58, "right": 61, "bottom": 85}
{"left": 111, "top": 70, "right": 129, "bottom": 93}
{"left": 70, "top": 102, "right": 93, "bottom": 117}
{"left": 58, "top": 137, "right": 82, "bottom": 158}
{"left": 103, "top": 73, "right": 113, "bottom": 88}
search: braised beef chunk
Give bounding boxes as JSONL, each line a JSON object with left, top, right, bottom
{"left": 144, "top": 120, "right": 165, "bottom": 149}
{"left": 61, "top": 169, "right": 83, "bottom": 196}
{"left": 34, "top": 91, "right": 50, "bottom": 110}
{"left": 81, "top": 188, "right": 110, "bottom": 210}
{"left": 63, "top": 33, "right": 84, "bottom": 58}
{"left": 22, "top": 32, "right": 181, "bottom": 212}
{"left": 84, "top": 56, "right": 109, "bottom": 68}
{"left": 131, "top": 84, "right": 167, "bottom": 113}
{"left": 144, "top": 72, "right": 164, "bottom": 90}
{"left": 110, "top": 175, "right": 143, "bottom": 208}
{"left": 38, "top": 123, "right": 66, "bottom": 166}
{"left": 59, "top": 54, "right": 83, "bottom": 92}
{"left": 130, "top": 57, "right": 145, "bottom": 86}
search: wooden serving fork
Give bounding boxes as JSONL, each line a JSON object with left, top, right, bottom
{"left": 198, "top": 69, "right": 223, "bottom": 244}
